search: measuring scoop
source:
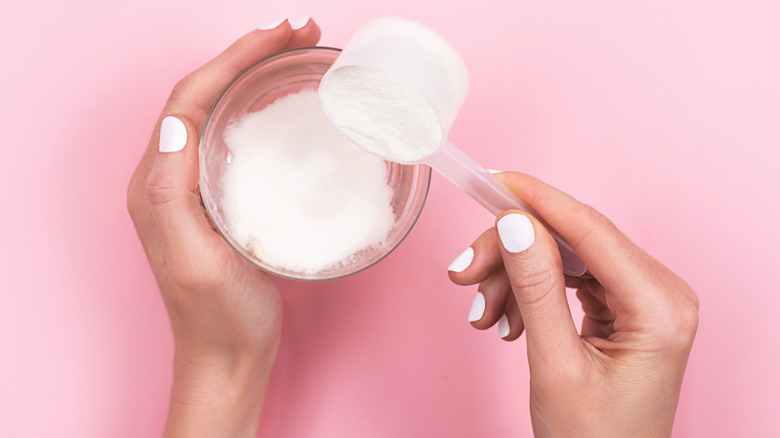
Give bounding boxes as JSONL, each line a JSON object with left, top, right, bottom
{"left": 319, "top": 17, "right": 587, "bottom": 276}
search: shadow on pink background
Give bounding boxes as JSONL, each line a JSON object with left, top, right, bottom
{"left": 1, "top": 1, "right": 778, "bottom": 436}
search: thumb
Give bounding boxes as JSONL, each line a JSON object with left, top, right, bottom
{"left": 146, "top": 115, "right": 218, "bottom": 272}
{"left": 496, "top": 211, "right": 581, "bottom": 369}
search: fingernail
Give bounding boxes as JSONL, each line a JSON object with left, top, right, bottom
{"left": 486, "top": 169, "right": 502, "bottom": 174}
{"left": 260, "top": 18, "right": 287, "bottom": 30}
{"left": 159, "top": 116, "right": 187, "bottom": 153}
{"left": 289, "top": 15, "right": 310, "bottom": 30}
{"left": 497, "top": 214, "right": 535, "bottom": 253}
{"left": 468, "top": 292, "right": 486, "bottom": 322}
{"left": 498, "top": 314, "right": 510, "bottom": 338}
{"left": 448, "top": 247, "right": 474, "bottom": 273}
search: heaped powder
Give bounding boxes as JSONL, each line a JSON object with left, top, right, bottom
{"left": 319, "top": 65, "right": 442, "bottom": 164}
{"left": 220, "top": 89, "right": 396, "bottom": 274}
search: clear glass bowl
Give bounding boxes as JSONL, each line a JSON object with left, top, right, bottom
{"left": 199, "top": 47, "right": 431, "bottom": 281}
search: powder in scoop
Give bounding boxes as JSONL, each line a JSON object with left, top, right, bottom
{"left": 220, "top": 89, "right": 396, "bottom": 274}
{"left": 318, "top": 65, "right": 442, "bottom": 164}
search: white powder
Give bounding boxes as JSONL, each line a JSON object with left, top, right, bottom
{"left": 318, "top": 65, "right": 442, "bottom": 164}
{"left": 220, "top": 89, "right": 396, "bottom": 275}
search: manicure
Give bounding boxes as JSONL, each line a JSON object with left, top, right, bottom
{"left": 448, "top": 247, "right": 474, "bottom": 273}
{"left": 468, "top": 292, "right": 486, "bottom": 322}
{"left": 159, "top": 116, "right": 187, "bottom": 153}
{"left": 289, "top": 15, "right": 310, "bottom": 30}
{"left": 260, "top": 18, "right": 287, "bottom": 30}
{"left": 497, "top": 213, "right": 535, "bottom": 253}
{"left": 498, "top": 314, "right": 510, "bottom": 338}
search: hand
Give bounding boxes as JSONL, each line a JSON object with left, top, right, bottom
{"left": 448, "top": 172, "right": 699, "bottom": 437}
{"left": 127, "top": 20, "right": 321, "bottom": 438}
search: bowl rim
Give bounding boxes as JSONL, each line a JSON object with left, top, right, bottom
{"left": 198, "top": 46, "right": 432, "bottom": 282}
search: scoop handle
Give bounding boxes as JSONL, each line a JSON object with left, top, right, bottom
{"left": 425, "top": 140, "right": 587, "bottom": 276}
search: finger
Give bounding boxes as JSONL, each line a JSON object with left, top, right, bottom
{"left": 283, "top": 16, "right": 322, "bottom": 49}
{"left": 130, "top": 28, "right": 297, "bottom": 271}
{"left": 565, "top": 271, "right": 594, "bottom": 289}
{"left": 496, "top": 211, "right": 582, "bottom": 366}
{"left": 164, "top": 25, "right": 295, "bottom": 132}
{"left": 500, "top": 293, "right": 525, "bottom": 342}
{"left": 576, "top": 281, "right": 616, "bottom": 339}
{"left": 130, "top": 28, "right": 295, "bottom": 225}
{"left": 447, "top": 228, "right": 502, "bottom": 285}
{"left": 469, "top": 268, "right": 511, "bottom": 330}
{"left": 581, "top": 317, "right": 615, "bottom": 340}
{"left": 146, "top": 115, "right": 229, "bottom": 276}
{"left": 495, "top": 172, "right": 660, "bottom": 311}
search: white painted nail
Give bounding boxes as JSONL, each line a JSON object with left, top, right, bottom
{"left": 497, "top": 214, "right": 535, "bottom": 253}
{"left": 260, "top": 18, "right": 287, "bottom": 30}
{"left": 159, "top": 116, "right": 187, "bottom": 153}
{"left": 448, "top": 247, "right": 474, "bottom": 272}
{"left": 486, "top": 169, "right": 502, "bottom": 174}
{"left": 468, "top": 292, "right": 486, "bottom": 322}
{"left": 289, "top": 15, "right": 310, "bottom": 30}
{"left": 498, "top": 314, "right": 510, "bottom": 338}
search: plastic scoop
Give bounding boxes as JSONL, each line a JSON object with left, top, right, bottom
{"left": 319, "top": 18, "right": 587, "bottom": 276}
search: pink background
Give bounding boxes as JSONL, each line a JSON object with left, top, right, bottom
{"left": 1, "top": 0, "right": 778, "bottom": 436}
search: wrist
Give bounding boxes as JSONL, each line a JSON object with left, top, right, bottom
{"left": 164, "top": 348, "right": 278, "bottom": 438}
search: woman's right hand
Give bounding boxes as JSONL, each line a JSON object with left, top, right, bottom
{"left": 447, "top": 172, "right": 699, "bottom": 437}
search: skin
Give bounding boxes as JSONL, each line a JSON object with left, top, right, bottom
{"left": 449, "top": 172, "right": 699, "bottom": 437}
{"left": 128, "top": 20, "right": 698, "bottom": 437}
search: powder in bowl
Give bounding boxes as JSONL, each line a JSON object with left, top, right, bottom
{"left": 220, "top": 89, "right": 396, "bottom": 275}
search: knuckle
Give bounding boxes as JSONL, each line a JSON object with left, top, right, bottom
{"left": 667, "top": 283, "right": 700, "bottom": 346}
{"left": 570, "top": 203, "right": 616, "bottom": 248}
{"left": 676, "top": 303, "right": 700, "bottom": 342}
{"left": 170, "top": 75, "right": 193, "bottom": 102}
{"left": 145, "top": 178, "right": 179, "bottom": 207}
{"left": 513, "top": 267, "right": 557, "bottom": 306}
{"left": 241, "top": 29, "right": 265, "bottom": 46}
{"left": 656, "top": 301, "right": 699, "bottom": 351}
{"left": 584, "top": 203, "right": 614, "bottom": 229}
{"left": 522, "top": 267, "right": 556, "bottom": 291}
{"left": 126, "top": 172, "right": 144, "bottom": 218}
{"left": 525, "top": 186, "right": 550, "bottom": 214}
{"left": 691, "top": 293, "right": 700, "bottom": 310}
{"left": 685, "top": 284, "right": 700, "bottom": 310}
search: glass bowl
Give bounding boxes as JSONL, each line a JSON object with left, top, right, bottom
{"left": 199, "top": 47, "right": 431, "bottom": 281}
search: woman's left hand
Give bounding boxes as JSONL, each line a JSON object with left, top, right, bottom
{"left": 127, "top": 19, "right": 320, "bottom": 438}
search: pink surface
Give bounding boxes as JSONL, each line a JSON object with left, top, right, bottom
{"left": 1, "top": 1, "right": 778, "bottom": 436}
